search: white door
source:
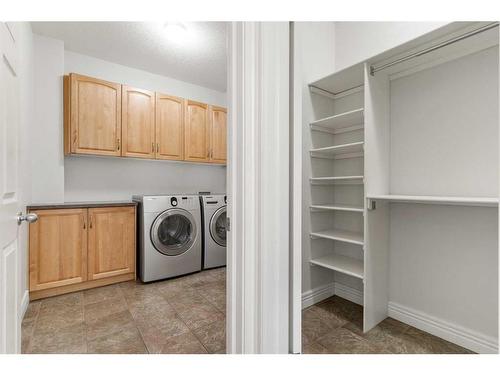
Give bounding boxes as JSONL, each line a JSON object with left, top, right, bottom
{"left": 0, "top": 22, "right": 22, "bottom": 354}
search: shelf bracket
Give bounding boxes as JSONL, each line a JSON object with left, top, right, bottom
{"left": 367, "top": 198, "right": 376, "bottom": 211}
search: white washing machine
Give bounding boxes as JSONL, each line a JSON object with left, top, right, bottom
{"left": 133, "top": 194, "right": 202, "bottom": 282}
{"left": 200, "top": 194, "right": 227, "bottom": 269}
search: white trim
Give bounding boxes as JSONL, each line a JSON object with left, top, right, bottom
{"left": 227, "top": 22, "right": 290, "bottom": 354}
{"left": 301, "top": 282, "right": 364, "bottom": 309}
{"left": 289, "top": 21, "right": 302, "bottom": 355}
{"left": 19, "top": 290, "right": 29, "bottom": 320}
{"left": 334, "top": 282, "right": 364, "bottom": 306}
{"left": 388, "top": 301, "right": 499, "bottom": 354}
{"left": 302, "top": 284, "right": 335, "bottom": 309}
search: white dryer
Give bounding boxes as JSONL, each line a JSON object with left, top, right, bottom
{"left": 133, "top": 195, "right": 202, "bottom": 282}
{"left": 200, "top": 194, "right": 227, "bottom": 269}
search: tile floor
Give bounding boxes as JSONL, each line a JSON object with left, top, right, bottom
{"left": 302, "top": 295, "right": 474, "bottom": 354}
{"left": 22, "top": 270, "right": 473, "bottom": 354}
{"left": 22, "top": 267, "right": 226, "bottom": 354}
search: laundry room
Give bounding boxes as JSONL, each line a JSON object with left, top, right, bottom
{"left": 21, "top": 22, "right": 229, "bottom": 354}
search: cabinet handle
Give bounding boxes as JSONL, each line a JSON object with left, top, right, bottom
{"left": 157, "top": 143, "right": 159, "bottom": 153}
{"left": 117, "top": 138, "right": 121, "bottom": 151}
{"left": 83, "top": 219, "right": 86, "bottom": 229}
{"left": 152, "top": 142, "right": 155, "bottom": 152}
{"left": 89, "top": 215, "right": 93, "bottom": 229}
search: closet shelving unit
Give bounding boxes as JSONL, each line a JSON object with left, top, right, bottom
{"left": 303, "top": 22, "right": 500, "bottom": 350}
{"left": 308, "top": 61, "right": 367, "bottom": 302}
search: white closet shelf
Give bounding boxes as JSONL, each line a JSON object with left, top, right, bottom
{"left": 310, "top": 108, "right": 364, "bottom": 131}
{"left": 310, "top": 141, "right": 364, "bottom": 157}
{"left": 310, "top": 253, "right": 364, "bottom": 280}
{"left": 310, "top": 228, "right": 364, "bottom": 245}
{"left": 310, "top": 176, "right": 364, "bottom": 185}
{"left": 367, "top": 194, "right": 499, "bottom": 207}
{"left": 309, "top": 61, "right": 365, "bottom": 96}
{"left": 310, "top": 203, "right": 364, "bottom": 213}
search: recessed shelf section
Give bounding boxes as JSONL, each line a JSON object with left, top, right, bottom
{"left": 310, "top": 141, "right": 364, "bottom": 158}
{"left": 367, "top": 194, "right": 499, "bottom": 207}
{"left": 310, "top": 228, "right": 364, "bottom": 246}
{"left": 310, "top": 108, "right": 364, "bottom": 133}
{"left": 310, "top": 253, "right": 364, "bottom": 280}
{"left": 310, "top": 176, "right": 364, "bottom": 185}
{"left": 310, "top": 204, "right": 364, "bottom": 213}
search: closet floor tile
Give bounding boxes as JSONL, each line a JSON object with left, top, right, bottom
{"left": 302, "top": 296, "right": 475, "bottom": 354}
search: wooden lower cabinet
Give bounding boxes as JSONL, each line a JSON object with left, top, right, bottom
{"left": 29, "top": 205, "right": 136, "bottom": 300}
{"left": 29, "top": 208, "right": 88, "bottom": 292}
{"left": 88, "top": 207, "right": 136, "bottom": 280}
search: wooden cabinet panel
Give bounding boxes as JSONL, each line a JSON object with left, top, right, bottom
{"left": 210, "top": 106, "right": 227, "bottom": 164}
{"left": 156, "top": 93, "right": 184, "bottom": 160}
{"left": 122, "top": 86, "right": 155, "bottom": 158}
{"left": 69, "top": 74, "right": 122, "bottom": 156}
{"left": 88, "top": 207, "right": 135, "bottom": 280}
{"left": 184, "top": 100, "right": 210, "bottom": 162}
{"left": 29, "top": 209, "right": 87, "bottom": 291}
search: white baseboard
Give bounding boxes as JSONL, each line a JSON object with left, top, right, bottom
{"left": 333, "top": 282, "right": 363, "bottom": 306}
{"left": 302, "top": 282, "right": 363, "bottom": 309}
{"left": 388, "top": 301, "right": 498, "bottom": 354}
{"left": 19, "top": 290, "right": 29, "bottom": 320}
{"left": 301, "top": 283, "right": 334, "bottom": 309}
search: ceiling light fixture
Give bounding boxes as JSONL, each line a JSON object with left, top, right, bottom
{"left": 164, "top": 22, "right": 191, "bottom": 43}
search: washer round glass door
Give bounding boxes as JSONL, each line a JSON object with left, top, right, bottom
{"left": 209, "top": 206, "right": 227, "bottom": 247}
{"left": 151, "top": 208, "right": 197, "bottom": 256}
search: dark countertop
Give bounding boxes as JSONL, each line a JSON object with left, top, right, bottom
{"left": 27, "top": 200, "right": 138, "bottom": 210}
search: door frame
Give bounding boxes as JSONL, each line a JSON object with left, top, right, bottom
{"left": 226, "top": 22, "right": 290, "bottom": 354}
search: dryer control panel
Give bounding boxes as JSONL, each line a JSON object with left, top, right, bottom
{"left": 138, "top": 195, "right": 200, "bottom": 213}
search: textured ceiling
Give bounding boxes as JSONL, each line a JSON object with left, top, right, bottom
{"left": 31, "top": 22, "right": 227, "bottom": 92}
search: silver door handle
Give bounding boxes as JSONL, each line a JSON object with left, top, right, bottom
{"left": 17, "top": 212, "right": 38, "bottom": 225}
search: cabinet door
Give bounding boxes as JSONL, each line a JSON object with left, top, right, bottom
{"left": 184, "top": 100, "right": 210, "bottom": 162}
{"left": 88, "top": 207, "right": 135, "bottom": 280}
{"left": 209, "top": 106, "right": 227, "bottom": 164}
{"left": 122, "top": 86, "right": 156, "bottom": 158}
{"left": 69, "top": 73, "right": 122, "bottom": 156}
{"left": 29, "top": 209, "right": 87, "bottom": 291}
{"left": 156, "top": 93, "right": 184, "bottom": 160}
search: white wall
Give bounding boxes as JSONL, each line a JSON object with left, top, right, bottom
{"left": 64, "top": 156, "right": 225, "bottom": 201}
{"left": 390, "top": 204, "right": 498, "bottom": 340}
{"left": 32, "top": 35, "right": 65, "bottom": 203}
{"left": 334, "top": 22, "right": 448, "bottom": 71}
{"left": 31, "top": 36, "right": 227, "bottom": 203}
{"left": 390, "top": 46, "right": 499, "bottom": 197}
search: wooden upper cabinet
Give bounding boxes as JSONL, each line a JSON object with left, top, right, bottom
{"left": 184, "top": 100, "right": 210, "bottom": 162}
{"left": 156, "top": 93, "right": 184, "bottom": 160}
{"left": 66, "top": 73, "right": 122, "bottom": 156}
{"left": 29, "top": 209, "right": 87, "bottom": 291}
{"left": 63, "top": 72, "right": 227, "bottom": 165}
{"left": 209, "top": 106, "right": 227, "bottom": 164}
{"left": 87, "top": 207, "right": 135, "bottom": 281}
{"left": 122, "top": 86, "right": 156, "bottom": 158}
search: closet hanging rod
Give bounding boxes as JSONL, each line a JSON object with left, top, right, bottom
{"left": 370, "top": 22, "right": 499, "bottom": 75}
